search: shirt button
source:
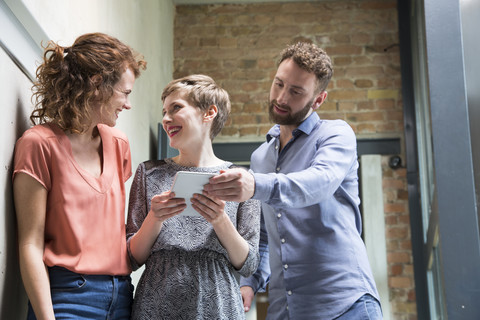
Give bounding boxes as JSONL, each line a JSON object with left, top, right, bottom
{"left": 277, "top": 213, "right": 282, "bottom": 218}
{"left": 284, "top": 264, "right": 288, "bottom": 269}
{"left": 276, "top": 167, "right": 280, "bottom": 172}
{"left": 287, "top": 305, "right": 289, "bottom": 310}
{"left": 281, "top": 238, "right": 286, "bottom": 243}
{"left": 275, "top": 145, "right": 279, "bottom": 150}
{"left": 287, "top": 290, "right": 292, "bottom": 295}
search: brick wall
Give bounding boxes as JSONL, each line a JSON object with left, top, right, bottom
{"left": 173, "top": 1, "right": 416, "bottom": 319}
{"left": 382, "top": 157, "right": 417, "bottom": 319}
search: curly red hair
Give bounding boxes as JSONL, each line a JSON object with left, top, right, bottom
{"left": 31, "top": 32, "right": 146, "bottom": 133}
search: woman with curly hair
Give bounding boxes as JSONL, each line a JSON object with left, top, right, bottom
{"left": 12, "top": 32, "right": 146, "bottom": 319}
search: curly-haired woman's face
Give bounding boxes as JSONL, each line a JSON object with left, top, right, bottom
{"left": 96, "top": 68, "right": 136, "bottom": 127}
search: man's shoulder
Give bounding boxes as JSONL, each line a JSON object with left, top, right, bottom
{"left": 317, "top": 119, "right": 355, "bottom": 137}
{"left": 251, "top": 139, "right": 271, "bottom": 154}
{"left": 319, "top": 118, "right": 352, "bottom": 129}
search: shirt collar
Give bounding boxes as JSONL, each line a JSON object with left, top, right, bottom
{"left": 266, "top": 112, "right": 320, "bottom": 142}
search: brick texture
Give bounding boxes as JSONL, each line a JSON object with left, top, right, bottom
{"left": 174, "top": 0, "right": 403, "bottom": 138}
{"left": 173, "top": 1, "right": 415, "bottom": 319}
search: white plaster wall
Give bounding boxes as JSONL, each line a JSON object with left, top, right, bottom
{"left": 361, "top": 155, "right": 392, "bottom": 320}
{"left": 21, "top": 0, "right": 175, "bottom": 171}
{"left": 1, "top": 0, "right": 174, "bottom": 316}
{"left": 0, "top": 47, "right": 32, "bottom": 320}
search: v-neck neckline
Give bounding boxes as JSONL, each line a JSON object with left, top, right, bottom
{"left": 49, "top": 123, "right": 114, "bottom": 193}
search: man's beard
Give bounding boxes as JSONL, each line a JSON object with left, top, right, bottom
{"left": 268, "top": 97, "right": 315, "bottom": 125}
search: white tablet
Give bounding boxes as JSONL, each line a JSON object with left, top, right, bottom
{"left": 170, "top": 171, "right": 217, "bottom": 216}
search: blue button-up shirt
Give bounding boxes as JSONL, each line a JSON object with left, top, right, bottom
{"left": 240, "top": 112, "right": 379, "bottom": 319}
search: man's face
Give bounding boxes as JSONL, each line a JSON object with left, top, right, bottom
{"left": 268, "top": 58, "right": 319, "bottom": 126}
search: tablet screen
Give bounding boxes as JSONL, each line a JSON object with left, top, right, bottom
{"left": 170, "top": 171, "right": 217, "bottom": 216}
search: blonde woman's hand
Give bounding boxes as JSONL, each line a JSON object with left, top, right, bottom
{"left": 149, "top": 191, "right": 186, "bottom": 223}
{"left": 192, "top": 192, "right": 249, "bottom": 269}
{"left": 191, "top": 193, "right": 227, "bottom": 226}
{"left": 130, "top": 191, "right": 186, "bottom": 266}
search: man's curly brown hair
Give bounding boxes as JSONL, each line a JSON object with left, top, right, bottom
{"left": 31, "top": 32, "right": 147, "bottom": 133}
{"left": 279, "top": 42, "right": 333, "bottom": 93}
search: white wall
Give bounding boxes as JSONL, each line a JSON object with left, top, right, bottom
{"left": 0, "top": 0, "right": 174, "bottom": 316}
{"left": 0, "top": 46, "right": 32, "bottom": 320}
{"left": 361, "top": 155, "right": 392, "bottom": 320}
{"left": 20, "top": 0, "right": 175, "bottom": 169}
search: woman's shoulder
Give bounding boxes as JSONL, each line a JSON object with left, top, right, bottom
{"left": 98, "top": 124, "right": 128, "bottom": 142}
{"left": 143, "top": 159, "right": 168, "bottom": 171}
{"left": 16, "top": 123, "right": 58, "bottom": 147}
{"left": 21, "top": 123, "right": 55, "bottom": 137}
{"left": 137, "top": 159, "right": 177, "bottom": 184}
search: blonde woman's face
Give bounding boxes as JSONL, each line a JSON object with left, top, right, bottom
{"left": 162, "top": 92, "right": 209, "bottom": 150}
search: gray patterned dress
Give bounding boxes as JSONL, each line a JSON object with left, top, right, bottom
{"left": 126, "top": 158, "right": 261, "bottom": 320}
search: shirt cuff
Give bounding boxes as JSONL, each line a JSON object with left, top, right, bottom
{"left": 240, "top": 275, "right": 262, "bottom": 293}
{"left": 251, "top": 172, "right": 275, "bottom": 201}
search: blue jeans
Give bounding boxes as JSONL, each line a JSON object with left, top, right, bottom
{"left": 27, "top": 266, "right": 133, "bottom": 320}
{"left": 335, "top": 294, "right": 383, "bottom": 320}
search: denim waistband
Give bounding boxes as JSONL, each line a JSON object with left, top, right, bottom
{"left": 48, "top": 266, "right": 131, "bottom": 280}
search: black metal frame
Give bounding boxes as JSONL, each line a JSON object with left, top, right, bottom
{"left": 158, "top": 122, "right": 402, "bottom": 164}
{"left": 423, "top": 0, "right": 480, "bottom": 318}
{"left": 397, "top": 1, "right": 431, "bottom": 319}
{"left": 212, "top": 138, "right": 401, "bottom": 163}
{"left": 398, "top": 0, "right": 480, "bottom": 318}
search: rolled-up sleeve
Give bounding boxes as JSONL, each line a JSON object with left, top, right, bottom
{"left": 240, "top": 212, "right": 270, "bottom": 292}
{"left": 234, "top": 198, "right": 261, "bottom": 277}
{"left": 126, "top": 163, "right": 148, "bottom": 271}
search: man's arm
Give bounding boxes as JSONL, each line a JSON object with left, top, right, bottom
{"left": 207, "top": 122, "right": 358, "bottom": 209}
{"left": 239, "top": 212, "right": 270, "bottom": 311}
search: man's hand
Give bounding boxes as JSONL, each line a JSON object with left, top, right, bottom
{"left": 203, "top": 168, "right": 255, "bottom": 202}
{"left": 240, "top": 286, "right": 255, "bottom": 313}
